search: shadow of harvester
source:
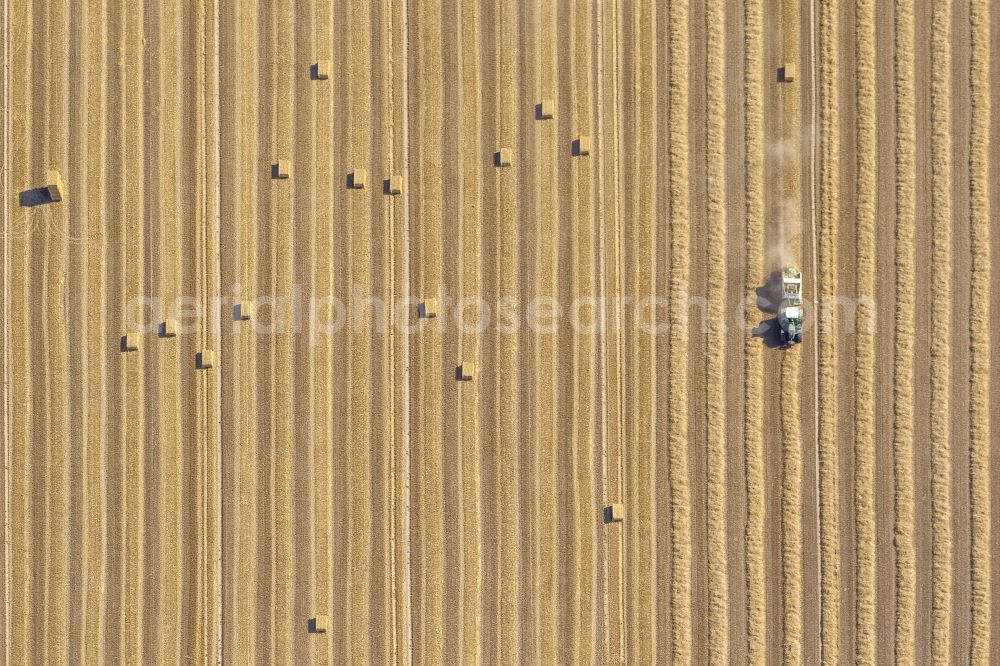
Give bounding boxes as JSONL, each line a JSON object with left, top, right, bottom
{"left": 19, "top": 187, "right": 55, "bottom": 207}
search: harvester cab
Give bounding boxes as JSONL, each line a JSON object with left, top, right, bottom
{"left": 778, "top": 266, "right": 803, "bottom": 345}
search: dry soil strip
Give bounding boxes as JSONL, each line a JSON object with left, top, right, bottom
{"left": 929, "top": 0, "right": 953, "bottom": 660}
{"left": 892, "top": 0, "right": 916, "bottom": 660}
{"left": 853, "top": 0, "right": 877, "bottom": 660}
{"left": 742, "top": 0, "right": 766, "bottom": 659}
{"left": 967, "top": 0, "right": 991, "bottom": 659}
{"left": 816, "top": 0, "right": 840, "bottom": 661}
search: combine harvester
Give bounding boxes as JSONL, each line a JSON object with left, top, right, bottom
{"left": 778, "top": 266, "right": 803, "bottom": 345}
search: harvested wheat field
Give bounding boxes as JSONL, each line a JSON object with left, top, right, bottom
{"left": 1, "top": 0, "right": 998, "bottom": 662}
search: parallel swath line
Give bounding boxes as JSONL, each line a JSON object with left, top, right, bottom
{"left": 593, "top": 1, "right": 626, "bottom": 659}
{"left": 568, "top": 1, "right": 598, "bottom": 660}
{"left": 311, "top": 0, "right": 333, "bottom": 662}
{"left": 966, "top": 0, "right": 991, "bottom": 660}
{"left": 853, "top": 0, "right": 877, "bottom": 659}
{"left": 526, "top": 0, "right": 556, "bottom": 661}
{"left": 140, "top": 0, "right": 165, "bottom": 660}
{"left": 44, "top": 0, "right": 71, "bottom": 661}
{"left": 64, "top": 0, "right": 95, "bottom": 659}
{"left": 778, "top": 0, "right": 802, "bottom": 658}
{"left": 158, "top": 0, "right": 183, "bottom": 658}
{"left": 891, "top": 0, "right": 916, "bottom": 661}
{"left": 177, "top": 0, "right": 210, "bottom": 656}
{"left": 928, "top": 0, "right": 953, "bottom": 660}
{"left": 619, "top": 1, "right": 658, "bottom": 659}
{"left": 553, "top": 0, "right": 583, "bottom": 656}
{"left": 667, "top": 0, "right": 691, "bottom": 657}
{"left": 290, "top": 0, "right": 317, "bottom": 660}
{"left": 457, "top": 0, "right": 482, "bottom": 658}
{"left": 407, "top": 0, "right": 444, "bottom": 658}
{"left": 327, "top": 0, "right": 350, "bottom": 658}
{"left": 218, "top": 0, "right": 259, "bottom": 659}
{"left": 742, "top": 0, "right": 766, "bottom": 659}
{"left": 704, "top": 0, "right": 729, "bottom": 658}
{"left": 123, "top": 0, "right": 147, "bottom": 656}
{"left": 252, "top": 0, "right": 277, "bottom": 658}
{"left": 365, "top": 1, "right": 396, "bottom": 661}
{"left": 345, "top": 0, "right": 375, "bottom": 659}
{"left": 6, "top": 0, "right": 31, "bottom": 639}
{"left": 270, "top": 0, "right": 296, "bottom": 657}
{"left": 83, "top": 0, "right": 108, "bottom": 658}
{"left": 816, "top": 0, "right": 840, "bottom": 659}
{"left": 492, "top": 0, "right": 529, "bottom": 662}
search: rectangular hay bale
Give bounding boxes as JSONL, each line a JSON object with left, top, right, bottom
{"left": 45, "top": 169, "right": 64, "bottom": 202}
{"left": 388, "top": 175, "right": 403, "bottom": 195}
{"left": 236, "top": 301, "right": 253, "bottom": 321}
{"left": 161, "top": 319, "right": 178, "bottom": 338}
{"left": 458, "top": 362, "right": 476, "bottom": 381}
{"left": 275, "top": 159, "right": 291, "bottom": 179}
{"left": 495, "top": 148, "right": 512, "bottom": 167}
{"left": 310, "top": 615, "right": 329, "bottom": 633}
{"left": 315, "top": 60, "right": 331, "bottom": 80}
{"left": 122, "top": 334, "right": 139, "bottom": 352}
{"left": 197, "top": 350, "right": 215, "bottom": 369}
{"left": 539, "top": 99, "right": 554, "bottom": 119}
{"left": 781, "top": 62, "right": 796, "bottom": 82}
{"left": 575, "top": 135, "right": 591, "bottom": 156}
{"left": 418, "top": 299, "right": 438, "bottom": 319}
{"left": 350, "top": 168, "right": 367, "bottom": 189}
{"left": 606, "top": 503, "right": 625, "bottom": 522}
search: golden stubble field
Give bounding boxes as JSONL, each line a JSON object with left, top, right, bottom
{"left": 1, "top": 0, "right": 997, "bottom": 663}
